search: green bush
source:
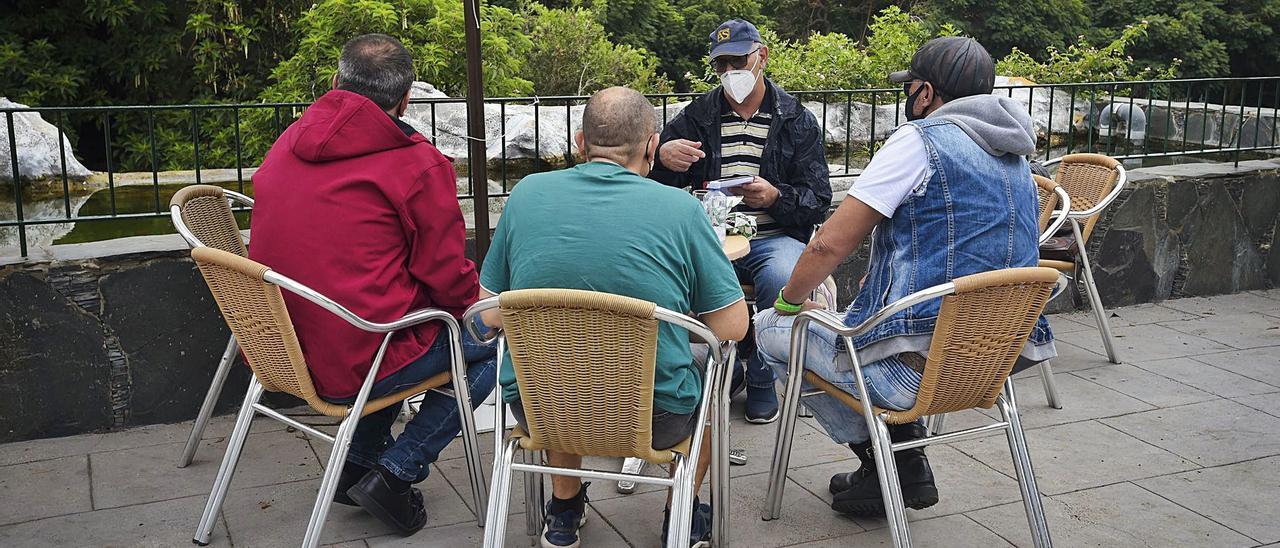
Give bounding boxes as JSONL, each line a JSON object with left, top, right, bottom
{"left": 995, "top": 21, "right": 1179, "bottom": 84}
{"left": 522, "top": 6, "right": 671, "bottom": 96}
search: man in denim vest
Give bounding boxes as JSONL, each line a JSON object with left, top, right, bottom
{"left": 753, "top": 37, "right": 1055, "bottom": 517}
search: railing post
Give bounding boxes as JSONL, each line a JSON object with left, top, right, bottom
{"left": 463, "top": 0, "right": 491, "bottom": 257}
{"left": 6, "top": 112, "right": 25, "bottom": 258}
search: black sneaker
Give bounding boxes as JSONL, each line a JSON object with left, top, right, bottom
{"left": 744, "top": 385, "right": 780, "bottom": 424}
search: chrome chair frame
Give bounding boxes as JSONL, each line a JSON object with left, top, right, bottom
{"left": 762, "top": 275, "right": 1068, "bottom": 548}
{"left": 1036, "top": 182, "right": 1073, "bottom": 410}
{"left": 191, "top": 264, "right": 487, "bottom": 547}
{"left": 170, "top": 188, "right": 255, "bottom": 468}
{"left": 464, "top": 297, "right": 735, "bottom": 548}
{"left": 1042, "top": 156, "right": 1128, "bottom": 365}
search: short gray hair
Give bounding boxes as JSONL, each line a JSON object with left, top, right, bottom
{"left": 335, "top": 34, "right": 415, "bottom": 111}
{"left": 581, "top": 87, "right": 658, "bottom": 157}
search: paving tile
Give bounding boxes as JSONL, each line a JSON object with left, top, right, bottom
{"left": 1106, "top": 303, "right": 1202, "bottom": 326}
{"left": 591, "top": 472, "right": 868, "bottom": 547}
{"left": 322, "top": 541, "right": 368, "bottom": 548}
{"left": 1161, "top": 294, "right": 1280, "bottom": 316}
{"left": 1247, "top": 289, "right": 1280, "bottom": 302}
{"left": 968, "top": 482, "right": 1255, "bottom": 548}
{"left": 1044, "top": 314, "right": 1097, "bottom": 334}
{"left": 1160, "top": 312, "right": 1280, "bottom": 351}
{"left": 952, "top": 420, "right": 1197, "bottom": 495}
{"left": 1071, "top": 363, "right": 1218, "bottom": 407}
{"left": 1102, "top": 399, "right": 1280, "bottom": 467}
{"left": 1033, "top": 341, "right": 1113, "bottom": 373}
{"left": 0, "top": 432, "right": 104, "bottom": 468}
{"left": 1056, "top": 322, "right": 1232, "bottom": 362}
{"left": 786, "top": 445, "right": 1022, "bottom": 520}
{"left": 0, "top": 456, "right": 91, "bottom": 526}
{"left": 723, "top": 416, "right": 859, "bottom": 479}
{"left": 366, "top": 510, "right": 629, "bottom": 547}
{"left": 90, "top": 431, "right": 321, "bottom": 509}
{"left": 999, "top": 373, "right": 1154, "bottom": 430}
{"left": 0, "top": 493, "right": 230, "bottom": 548}
{"left": 1138, "top": 456, "right": 1280, "bottom": 544}
{"left": 217, "top": 480, "right": 394, "bottom": 547}
{"left": 1131, "top": 357, "right": 1278, "bottom": 398}
{"left": 1233, "top": 392, "right": 1280, "bottom": 418}
{"left": 790, "top": 514, "right": 1014, "bottom": 547}
{"left": 1191, "top": 347, "right": 1280, "bottom": 388}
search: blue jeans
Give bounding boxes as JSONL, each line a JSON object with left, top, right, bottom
{"left": 735, "top": 234, "right": 807, "bottom": 391}
{"left": 339, "top": 322, "right": 497, "bottom": 483}
{"left": 754, "top": 309, "right": 921, "bottom": 444}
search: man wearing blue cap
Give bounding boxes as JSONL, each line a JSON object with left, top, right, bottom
{"left": 651, "top": 19, "right": 832, "bottom": 425}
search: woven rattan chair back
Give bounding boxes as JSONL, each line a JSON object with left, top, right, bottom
{"left": 171, "top": 185, "right": 248, "bottom": 256}
{"left": 901, "top": 267, "right": 1060, "bottom": 420}
{"left": 1055, "top": 153, "right": 1121, "bottom": 243}
{"left": 1033, "top": 175, "right": 1060, "bottom": 233}
{"left": 190, "top": 247, "right": 349, "bottom": 417}
{"left": 498, "top": 288, "right": 676, "bottom": 462}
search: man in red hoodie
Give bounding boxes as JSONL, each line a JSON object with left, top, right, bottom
{"left": 248, "top": 34, "right": 495, "bottom": 536}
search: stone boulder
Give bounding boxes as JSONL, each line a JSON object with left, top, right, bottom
{"left": 0, "top": 97, "right": 93, "bottom": 182}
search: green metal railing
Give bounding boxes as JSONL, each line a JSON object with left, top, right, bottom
{"left": 3, "top": 76, "right": 1278, "bottom": 259}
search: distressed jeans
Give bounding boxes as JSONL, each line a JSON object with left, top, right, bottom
{"left": 336, "top": 320, "right": 497, "bottom": 483}
{"left": 754, "top": 309, "right": 921, "bottom": 445}
{"left": 734, "top": 234, "right": 807, "bottom": 390}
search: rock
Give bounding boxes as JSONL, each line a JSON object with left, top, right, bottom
{"left": 993, "top": 77, "right": 1088, "bottom": 138}
{"left": 1092, "top": 187, "right": 1179, "bottom": 306}
{"left": 1177, "top": 183, "right": 1267, "bottom": 295}
{"left": 0, "top": 97, "right": 93, "bottom": 182}
{"left": 1240, "top": 174, "right": 1280, "bottom": 241}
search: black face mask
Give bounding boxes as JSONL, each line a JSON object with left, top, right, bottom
{"left": 904, "top": 82, "right": 928, "bottom": 122}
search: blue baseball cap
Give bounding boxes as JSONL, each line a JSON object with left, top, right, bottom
{"left": 709, "top": 20, "right": 762, "bottom": 59}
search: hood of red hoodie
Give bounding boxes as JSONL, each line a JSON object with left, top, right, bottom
{"left": 288, "top": 89, "right": 424, "bottom": 163}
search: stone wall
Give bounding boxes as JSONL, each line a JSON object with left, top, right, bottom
{"left": 1, "top": 161, "right": 1277, "bottom": 443}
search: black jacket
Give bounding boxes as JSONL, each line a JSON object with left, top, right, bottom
{"left": 650, "top": 79, "right": 832, "bottom": 243}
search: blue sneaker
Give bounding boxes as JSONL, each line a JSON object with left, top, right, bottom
{"left": 662, "top": 500, "right": 712, "bottom": 547}
{"left": 745, "top": 385, "right": 780, "bottom": 424}
{"left": 541, "top": 483, "right": 589, "bottom": 548}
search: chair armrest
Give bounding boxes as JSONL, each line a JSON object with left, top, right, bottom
{"left": 462, "top": 296, "right": 502, "bottom": 343}
{"left": 264, "top": 269, "right": 458, "bottom": 334}
{"left": 1040, "top": 186, "right": 1072, "bottom": 245}
{"left": 224, "top": 189, "right": 254, "bottom": 208}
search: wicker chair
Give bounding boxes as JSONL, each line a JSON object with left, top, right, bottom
{"left": 188, "top": 247, "right": 487, "bottom": 548}
{"left": 1039, "top": 154, "right": 1128, "bottom": 364}
{"left": 463, "top": 289, "right": 735, "bottom": 548}
{"left": 763, "top": 267, "right": 1066, "bottom": 548}
{"left": 169, "top": 184, "right": 255, "bottom": 468}
{"left": 1032, "top": 175, "right": 1073, "bottom": 409}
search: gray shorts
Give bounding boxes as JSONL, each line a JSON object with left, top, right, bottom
{"left": 508, "top": 400, "right": 699, "bottom": 450}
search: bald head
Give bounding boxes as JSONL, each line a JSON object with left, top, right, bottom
{"left": 580, "top": 87, "right": 658, "bottom": 164}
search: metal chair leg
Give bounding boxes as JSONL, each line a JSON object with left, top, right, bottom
{"left": 1039, "top": 361, "right": 1063, "bottom": 409}
{"left": 523, "top": 450, "right": 544, "bottom": 540}
{"left": 445, "top": 327, "right": 489, "bottom": 527}
{"left": 924, "top": 413, "right": 947, "bottom": 436}
{"left": 300, "top": 408, "right": 362, "bottom": 548}
{"left": 997, "top": 379, "right": 1053, "bottom": 548}
{"left": 484, "top": 439, "right": 520, "bottom": 548}
{"left": 666, "top": 455, "right": 695, "bottom": 548}
{"left": 180, "top": 335, "right": 239, "bottom": 468}
{"left": 871, "top": 418, "right": 912, "bottom": 548}
{"left": 193, "top": 378, "right": 263, "bottom": 545}
{"left": 763, "top": 330, "right": 809, "bottom": 521}
{"left": 1073, "top": 221, "right": 1120, "bottom": 364}
{"left": 711, "top": 375, "right": 732, "bottom": 547}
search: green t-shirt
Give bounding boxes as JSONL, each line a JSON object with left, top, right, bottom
{"left": 479, "top": 161, "right": 744, "bottom": 414}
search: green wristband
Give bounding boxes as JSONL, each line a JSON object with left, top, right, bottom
{"left": 774, "top": 291, "right": 803, "bottom": 313}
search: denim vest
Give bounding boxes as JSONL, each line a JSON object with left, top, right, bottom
{"left": 844, "top": 119, "right": 1053, "bottom": 350}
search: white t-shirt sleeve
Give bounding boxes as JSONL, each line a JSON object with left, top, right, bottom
{"left": 847, "top": 126, "right": 931, "bottom": 218}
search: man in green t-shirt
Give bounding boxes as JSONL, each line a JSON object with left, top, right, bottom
{"left": 478, "top": 87, "right": 748, "bottom": 548}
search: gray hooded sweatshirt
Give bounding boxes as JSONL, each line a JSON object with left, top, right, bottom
{"left": 929, "top": 94, "right": 1037, "bottom": 157}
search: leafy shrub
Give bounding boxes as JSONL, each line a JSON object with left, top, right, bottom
{"left": 522, "top": 6, "right": 671, "bottom": 96}
{"left": 995, "top": 21, "right": 1179, "bottom": 84}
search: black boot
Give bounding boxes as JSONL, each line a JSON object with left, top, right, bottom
{"left": 829, "top": 423, "right": 938, "bottom": 516}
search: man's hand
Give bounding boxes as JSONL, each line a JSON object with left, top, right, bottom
{"left": 658, "top": 139, "right": 704, "bottom": 173}
{"left": 730, "top": 176, "right": 781, "bottom": 208}
{"left": 774, "top": 299, "right": 823, "bottom": 316}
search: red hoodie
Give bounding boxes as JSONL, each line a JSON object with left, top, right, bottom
{"left": 248, "top": 89, "right": 477, "bottom": 399}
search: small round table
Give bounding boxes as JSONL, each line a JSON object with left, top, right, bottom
{"left": 722, "top": 235, "right": 750, "bottom": 260}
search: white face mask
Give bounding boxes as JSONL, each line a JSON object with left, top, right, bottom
{"left": 720, "top": 56, "right": 760, "bottom": 104}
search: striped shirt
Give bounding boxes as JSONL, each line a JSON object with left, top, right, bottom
{"left": 719, "top": 92, "right": 780, "bottom": 236}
